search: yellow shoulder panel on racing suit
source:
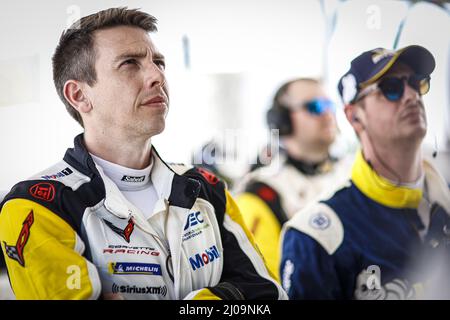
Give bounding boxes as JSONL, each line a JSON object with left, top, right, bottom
{"left": 0, "top": 198, "right": 101, "bottom": 300}
{"left": 190, "top": 288, "right": 222, "bottom": 300}
{"left": 235, "top": 192, "right": 281, "bottom": 282}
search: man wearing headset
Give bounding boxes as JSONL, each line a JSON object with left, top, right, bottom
{"left": 0, "top": 7, "right": 286, "bottom": 300}
{"left": 236, "top": 78, "right": 353, "bottom": 281}
{"left": 280, "top": 45, "right": 450, "bottom": 299}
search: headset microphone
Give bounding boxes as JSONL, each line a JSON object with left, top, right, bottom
{"left": 432, "top": 134, "right": 438, "bottom": 158}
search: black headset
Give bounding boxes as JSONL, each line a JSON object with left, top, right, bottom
{"left": 266, "top": 80, "right": 297, "bottom": 136}
{"left": 266, "top": 78, "right": 320, "bottom": 136}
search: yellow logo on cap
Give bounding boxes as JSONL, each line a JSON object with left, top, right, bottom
{"left": 371, "top": 49, "right": 395, "bottom": 64}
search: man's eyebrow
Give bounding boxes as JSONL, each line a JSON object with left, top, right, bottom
{"left": 152, "top": 52, "right": 165, "bottom": 61}
{"left": 113, "top": 50, "right": 165, "bottom": 64}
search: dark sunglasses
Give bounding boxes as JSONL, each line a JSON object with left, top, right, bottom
{"left": 300, "top": 98, "right": 336, "bottom": 115}
{"left": 357, "top": 74, "right": 430, "bottom": 102}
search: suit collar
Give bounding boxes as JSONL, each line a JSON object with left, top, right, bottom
{"left": 64, "top": 134, "right": 200, "bottom": 210}
{"left": 351, "top": 150, "right": 423, "bottom": 208}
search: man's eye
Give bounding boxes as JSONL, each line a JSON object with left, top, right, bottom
{"left": 154, "top": 60, "right": 166, "bottom": 70}
{"left": 121, "top": 59, "right": 137, "bottom": 66}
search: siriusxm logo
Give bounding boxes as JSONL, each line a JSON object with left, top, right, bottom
{"left": 109, "top": 262, "right": 162, "bottom": 276}
{"left": 112, "top": 283, "right": 167, "bottom": 296}
{"left": 121, "top": 175, "right": 145, "bottom": 183}
{"left": 184, "top": 211, "right": 204, "bottom": 231}
{"left": 41, "top": 167, "right": 73, "bottom": 180}
{"left": 189, "top": 245, "right": 220, "bottom": 271}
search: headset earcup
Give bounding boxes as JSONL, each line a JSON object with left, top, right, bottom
{"left": 266, "top": 106, "right": 293, "bottom": 136}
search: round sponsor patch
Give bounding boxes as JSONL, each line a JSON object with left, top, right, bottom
{"left": 309, "top": 212, "right": 330, "bottom": 230}
{"left": 29, "top": 182, "right": 55, "bottom": 202}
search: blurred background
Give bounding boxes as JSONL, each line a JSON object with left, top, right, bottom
{"left": 0, "top": 0, "right": 449, "bottom": 191}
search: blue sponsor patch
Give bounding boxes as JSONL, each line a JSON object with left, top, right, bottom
{"left": 109, "top": 262, "right": 162, "bottom": 276}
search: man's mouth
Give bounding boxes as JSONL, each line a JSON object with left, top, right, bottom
{"left": 401, "top": 106, "right": 422, "bottom": 121}
{"left": 141, "top": 95, "right": 167, "bottom": 106}
{"left": 400, "top": 101, "right": 424, "bottom": 119}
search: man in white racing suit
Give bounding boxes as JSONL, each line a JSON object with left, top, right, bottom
{"left": 0, "top": 7, "right": 286, "bottom": 300}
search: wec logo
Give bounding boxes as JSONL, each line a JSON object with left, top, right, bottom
{"left": 184, "top": 211, "right": 204, "bottom": 231}
{"left": 189, "top": 245, "right": 220, "bottom": 271}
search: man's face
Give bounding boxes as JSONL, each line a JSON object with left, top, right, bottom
{"left": 283, "top": 81, "right": 337, "bottom": 150}
{"left": 358, "top": 62, "right": 427, "bottom": 148}
{"left": 83, "top": 26, "right": 169, "bottom": 139}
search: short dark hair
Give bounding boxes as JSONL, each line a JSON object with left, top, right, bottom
{"left": 273, "top": 77, "right": 320, "bottom": 109}
{"left": 52, "top": 7, "right": 158, "bottom": 127}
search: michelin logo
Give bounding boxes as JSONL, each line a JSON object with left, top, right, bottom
{"left": 109, "top": 262, "right": 162, "bottom": 276}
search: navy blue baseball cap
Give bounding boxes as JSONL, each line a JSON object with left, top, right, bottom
{"left": 337, "top": 45, "right": 435, "bottom": 105}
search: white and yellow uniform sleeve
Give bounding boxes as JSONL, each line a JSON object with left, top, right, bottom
{"left": 0, "top": 198, "right": 101, "bottom": 300}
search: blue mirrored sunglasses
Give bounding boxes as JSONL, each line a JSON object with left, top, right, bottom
{"left": 304, "top": 98, "right": 336, "bottom": 115}
{"left": 355, "top": 74, "right": 431, "bottom": 103}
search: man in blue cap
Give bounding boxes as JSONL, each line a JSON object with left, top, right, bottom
{"left": 280, "top": 45, "right": 450, "bottom": 299}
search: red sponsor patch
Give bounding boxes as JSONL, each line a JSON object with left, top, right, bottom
{"left": 197, "top": 168, "right": 219, "bottom": 185}
{"left": 29, "top": 183, "right": 55, "bottom": 202}
{"left": 257, "top": 186, "right": 276, "bottom": 202}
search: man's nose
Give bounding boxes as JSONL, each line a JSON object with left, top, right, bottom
{"left": 402, "top": 80, "right": 420, "bottom": 103}
{"left": 320, "top": 108, "right": 335, "bottom": 120}
{"left": 143, "top": 61, "right": 165, "bottom": 89}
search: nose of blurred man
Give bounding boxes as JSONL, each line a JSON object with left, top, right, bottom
{"left": 319, "top": 108, "right": 336, "bottom": 129}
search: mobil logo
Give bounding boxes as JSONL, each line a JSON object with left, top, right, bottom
{"left": 189, "top": 245, "right": 220, "bottom": 271}
{"left": 183, "top": 211, "right": 204, "bottom": 231}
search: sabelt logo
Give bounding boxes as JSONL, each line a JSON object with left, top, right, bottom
{"left": 121, "top": 175, "right": 146, "bottom": 183}
{"left": 189, "top": 245, "right": 220, "bottom": 271}
{"left": 112, "top": 283, "right": 167, "bottom": 297}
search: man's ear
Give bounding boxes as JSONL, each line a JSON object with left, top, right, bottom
{"left": 344, "top": 103, "right": 365, "bottom": 135}
{"left": 63, "top": 80, "right": 92, "bottom": 114}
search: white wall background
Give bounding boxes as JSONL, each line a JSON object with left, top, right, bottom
{"left": 0, "top": 0, "right": 449, "bottom": 191}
